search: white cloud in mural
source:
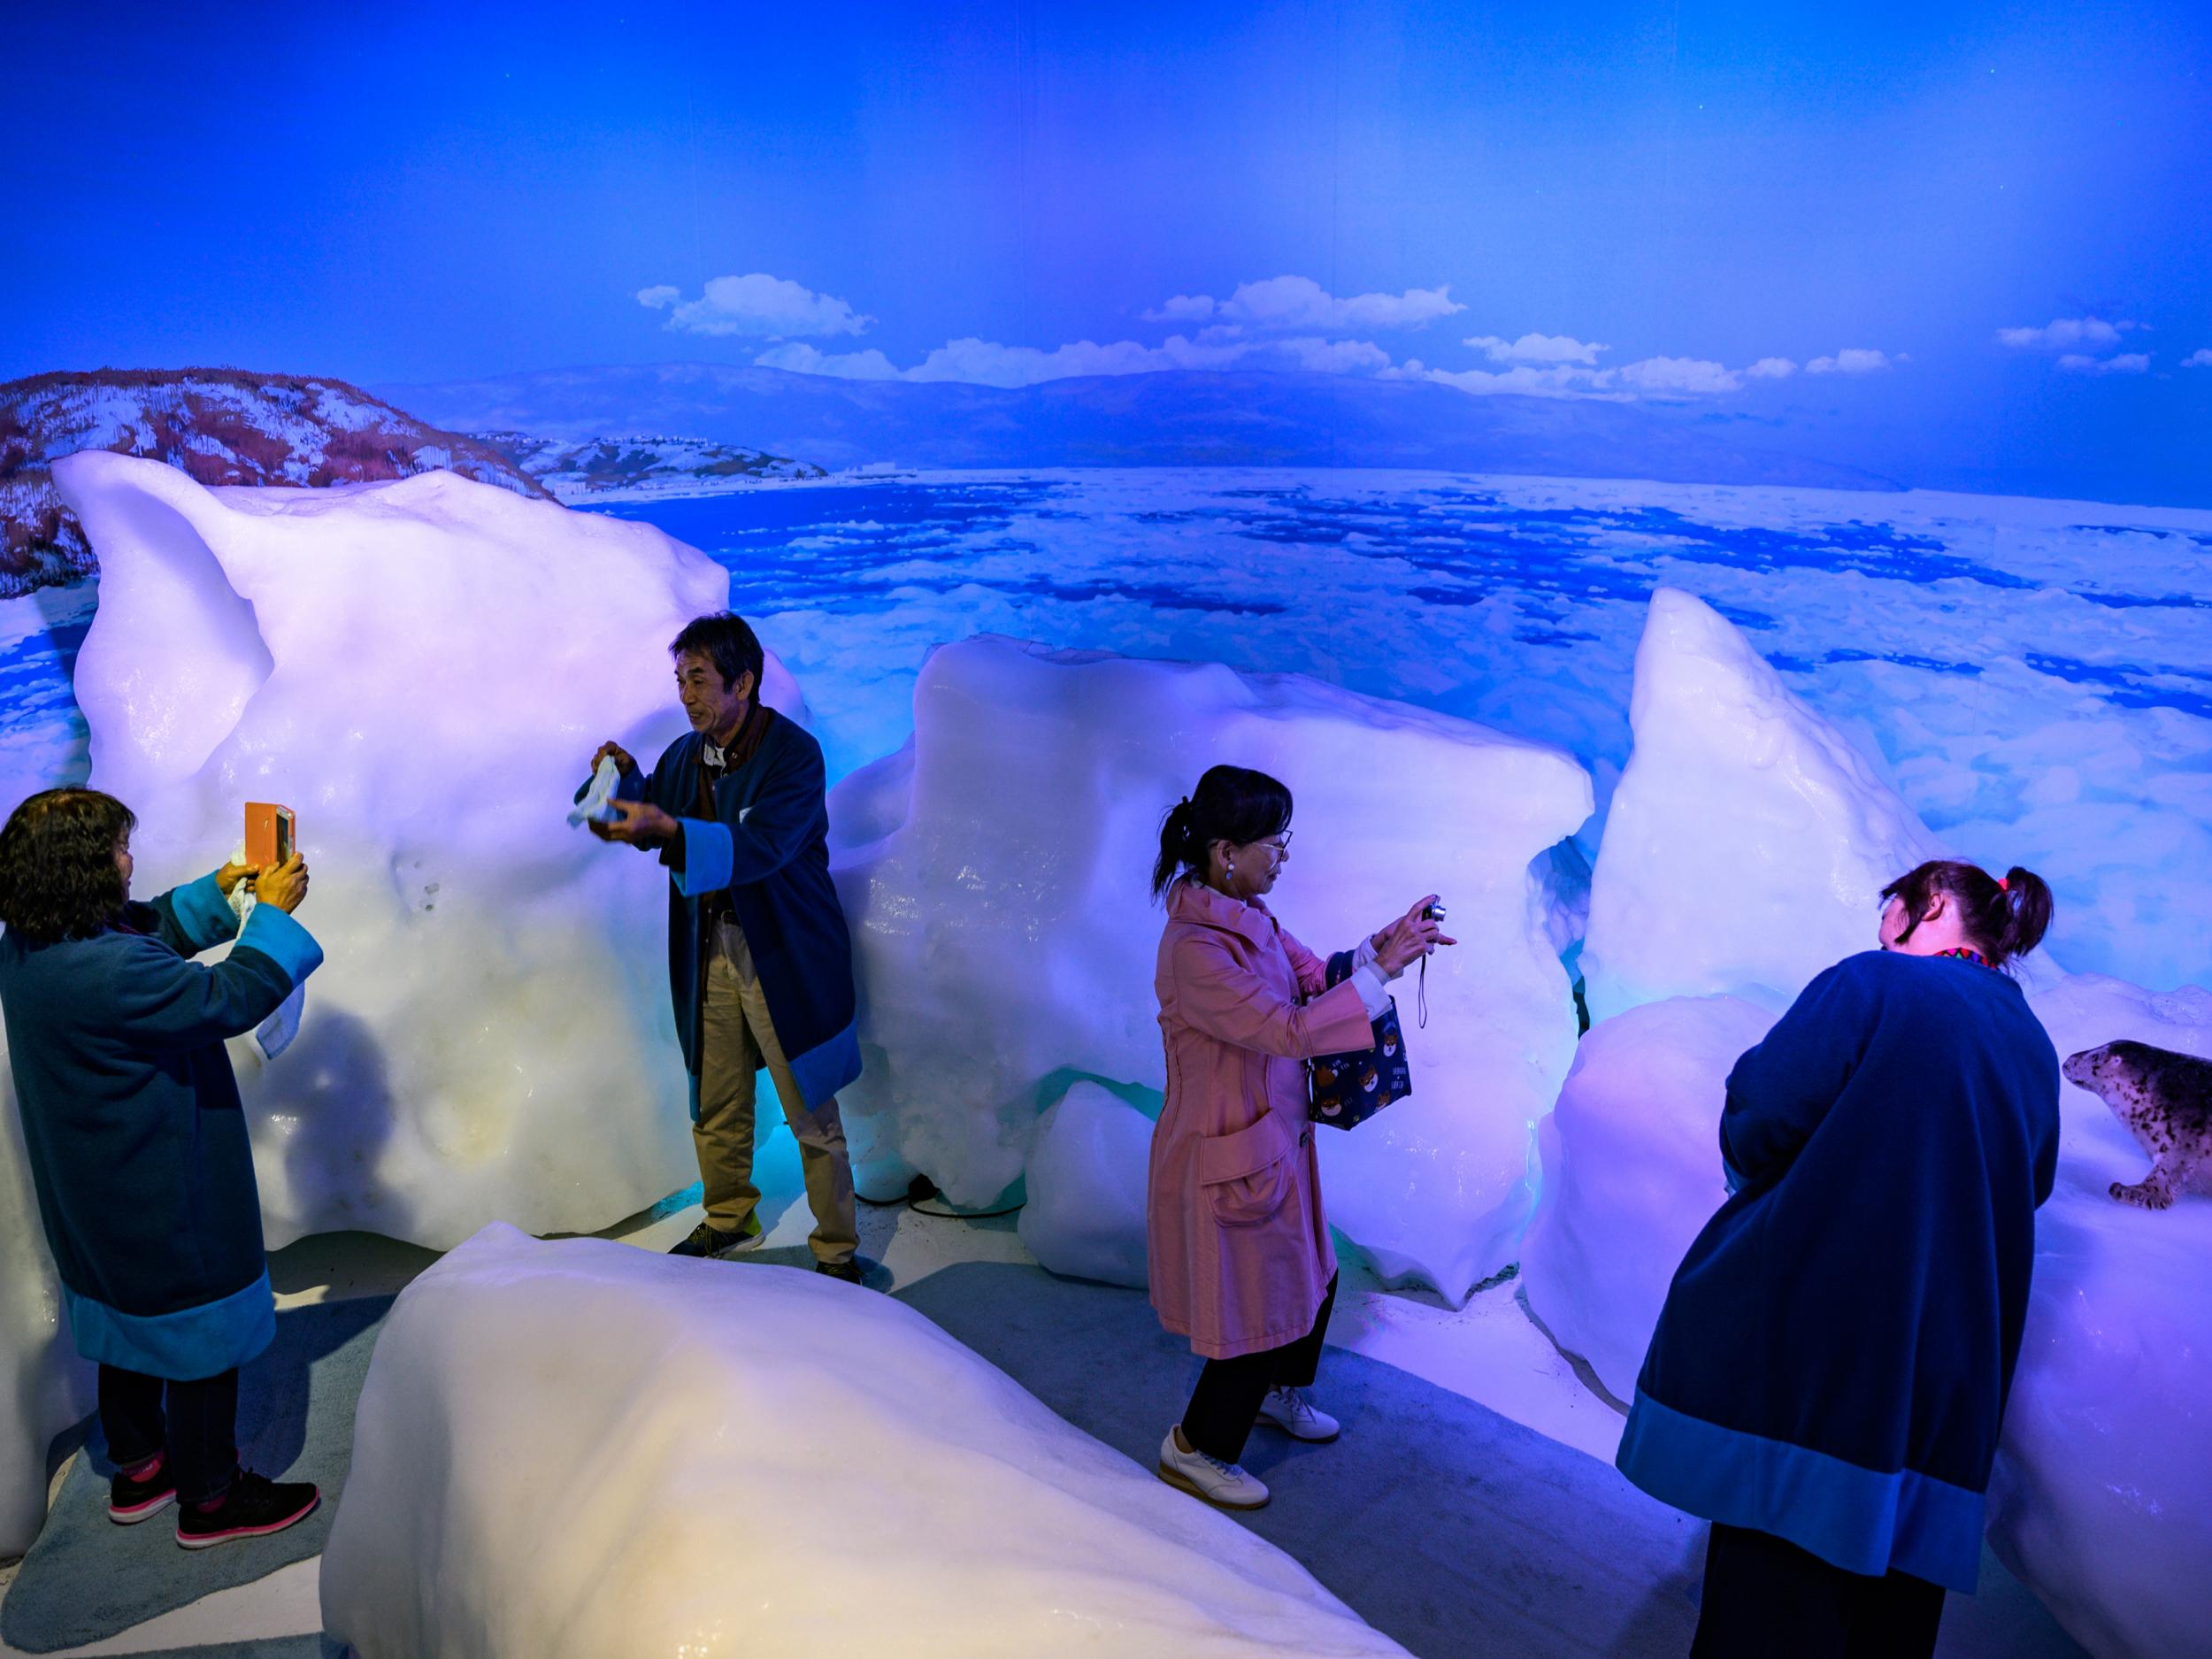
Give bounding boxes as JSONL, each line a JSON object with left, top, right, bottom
{"left": 1615, "top": 356, "right": 1743, "bottom": 395}
{"left": 2057, "top": 352, "right": 2151, "bottom": 375}
{"left": 2180, "top": 348, "right": 2212, "bottom": 368}
{"left": 1144, "top": 294, "right": 1217, "bottom": 323}
{"left": 1149, "top": 275, "right": 1462, "bottom": 334}
{"left": 640, "top": 273, "right": 874, "bottom": 340}
{"left": 1465, "top": 333, "right": 1608, "bottom": 365}
{"left": 904, "top": 334, "right": 1247, "bottom": 387}
{"left": 713, "top": 271, "right": 1827, "bottom": 409}
{"left": 753, "top": 342, "right": 902, "bottom": 380}
{"left": 1996, "top": 316, "right": 2137, "bottom": 351}
{"left": 1805, "top": 348, "right": 1893, "bottom": 374}
{"left": 1387, "top": 360, "right": 1627, "bottom": 401}
{"left": 1276, "top": 336, "right": 1394, "bottom": 373}
{"left": 756, "top": 330, "right": 1392, "bottom": 389}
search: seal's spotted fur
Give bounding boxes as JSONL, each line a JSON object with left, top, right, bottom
{"left": 2062, "top": 1041, "right": 2212, "bottom": 1210}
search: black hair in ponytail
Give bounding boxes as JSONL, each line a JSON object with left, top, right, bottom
{"left": 1880, "top": 860, "right": 2055, "bottom": 970}
{"left": 1150, "top": 764, "right": 1294, "bottom": 901}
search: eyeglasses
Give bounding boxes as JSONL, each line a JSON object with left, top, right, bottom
{"left": 1257, "top": 832, "right": 1293, "bottom": 855}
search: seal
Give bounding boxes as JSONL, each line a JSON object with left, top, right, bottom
{"left": 2062, "top": 1040, "right": 2212, "bottom": 1210}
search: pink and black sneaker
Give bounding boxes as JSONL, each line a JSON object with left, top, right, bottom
{"left": 175, "top": 1469, "right": 320, "bottom": 1549}
{"left": 107, "top": 1455, "right": 176, "bottom": 1525}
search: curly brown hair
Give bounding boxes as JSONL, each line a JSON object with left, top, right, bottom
{"left": 0, "top": 788, "right": 137, "bottom": 945}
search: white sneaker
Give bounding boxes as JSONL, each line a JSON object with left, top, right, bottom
{"left": 1157, "top": 1427, "right": 1270, "bottom": 1510}
{"left": 1256, "top": 1386, "right": 1340, "bottom": 1443}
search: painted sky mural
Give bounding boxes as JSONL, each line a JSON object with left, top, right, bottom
{"left": 8, "top": 0, "right": 2207, "bottom": 504}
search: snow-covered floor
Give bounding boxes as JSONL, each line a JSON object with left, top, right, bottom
{"left": 0, "top": 1124, "right": 2071, "bottom": 1658}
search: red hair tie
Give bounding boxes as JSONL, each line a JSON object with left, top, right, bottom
{"left": 1997, "top": 876, "right": 2010, "bottom": 892}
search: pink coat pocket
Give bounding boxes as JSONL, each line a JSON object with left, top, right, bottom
{"left": 1197, "top": 1111, "right": 1299, "bottom": 1228}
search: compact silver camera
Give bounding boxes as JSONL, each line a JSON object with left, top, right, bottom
{"left": 1423, "top": 900, "right": 1447, "bottom": 923}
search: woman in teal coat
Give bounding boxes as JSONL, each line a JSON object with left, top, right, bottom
{"left": 0, "top": 788, "right": 325, "bottom": 1549}
{"left": 1616, "top": 859, "right": 2060, "bottom": 1658}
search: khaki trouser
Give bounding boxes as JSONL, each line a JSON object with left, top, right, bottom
{"left": 696, "top": 920, "right": 858, "bottom": 1265}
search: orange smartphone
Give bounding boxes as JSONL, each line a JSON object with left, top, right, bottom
{"left": 244, "top": 803, "right": 296, "bottom": 869}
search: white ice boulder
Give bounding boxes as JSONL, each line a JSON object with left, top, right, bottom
{"left": 1580, "top": 588, "right": 1945, "bottom": 1023}
{"left": 320, "top": 1225, "right": 1409, "bottom": 1658}
{"left": 1018, "top": 1080, "right": 1155, "bottom": 1288}
{"left": 1987, "top": 973, "right": 2212, "bottom": 1659}
{"left": 50, "top": 451, "right": 805, "bottom": 1249}
{"left": 828, "top": 636, "right": 1592, "bottom": 1302}
{"left": 0, "top": 1038, "right": 94, "bottom": 1558}
{"left": 1518, "top": 995, "right": 1774, "bottom": 1402}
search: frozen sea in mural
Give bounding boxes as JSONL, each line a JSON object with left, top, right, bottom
{"left": 611, "top": 469, "right": 2212, "bottom": 994}
{"left": 6, "top": 465, "right": 2209, "bottom": 998}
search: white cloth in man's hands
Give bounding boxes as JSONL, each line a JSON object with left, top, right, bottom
{"left": 569, "top": 757, "right": 624, "bottom": 828}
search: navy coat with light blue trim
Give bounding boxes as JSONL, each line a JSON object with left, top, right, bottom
{"left": 0, "top": 874, "right": 324, "bottom": 1381}
{"left": 1614, "top": 949, "right": 2059, "bottom": 1594}
{"left": 611, "top": 710, "right": 861, "bottom": 1116}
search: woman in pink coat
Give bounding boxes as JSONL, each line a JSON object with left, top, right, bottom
{"left": 1148, "top": 764, "right": 1451, "bottom": 1510}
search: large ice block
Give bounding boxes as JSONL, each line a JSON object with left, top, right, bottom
{"left": 1579, "top": 588, "right": 1945, "bottom": 1022}
{"left": 1988, "top": 973, "right": 2212, "bottom": 1659}
{"left": 0, "top": 1037, "right": 94, "bottom": 1558}
{"left": 1518, "top": 995, "right": 1774, "bottom": 1402}
{"left": 1018, "top": 1080, "right": 1155, "bottom": 1289}
{"left": 319, "top": 1225, "right": 1409, "bottom": 1658}
{"left": 50, "top": 451, "right": 806, "bottom": 1249}
{"left": 828, "top": 636, "right": 1592, "bottom": 1302}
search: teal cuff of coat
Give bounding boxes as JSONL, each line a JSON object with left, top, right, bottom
{"left": 63, "top": 1271, "right": 276, "bottom": 1381}
{"left": 1615, "top": 1388, "right": 1985, "bottom": 1594}
{"left": 168, "top": 872, "right": 241, "bottom": 951}
{"left": 673, "top": 818, "right": 733, "bottom": 897}
{"left": 787, "top": 1017, "right": 862, "bottom": 1114}
{"left": 237, "top": 903, "right": 325, "bottom": 987}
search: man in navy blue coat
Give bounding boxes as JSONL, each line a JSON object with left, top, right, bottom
{"left": 588, "top": 613, "right": 864, "bottom": 1280}
{"left": 1616, "top": 860, "right": 2061, "bottom": 1658}
{"left": 0, "top": 787, "right": 326, "bottom": 1548}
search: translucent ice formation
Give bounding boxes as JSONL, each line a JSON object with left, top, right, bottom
{"left": 1018, "top": 1081, "right": 1155, "bottom": 1288}
{"left": 1518, "top": 995, "right": 1774, "bottom": 1402}
{"left": 1988, "top": 973, "right": 2212, "bottom": 1659}
{"left": 828, "top": 636, "right": 1592, "bottom": 1302}
{"left": 50, "top": 451, "right": 807, "bottom": 1249}
{"left": 1579, "top": 587, "right": 1945, "bottom": 1022}
{"left": 0, "top": 1037, "right": 93, "bottom": 1557}
{"left": 319, "top": 1225, "right": 1409, "bottom": 1658}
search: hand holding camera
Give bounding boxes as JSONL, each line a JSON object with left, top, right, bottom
{"left": 254, "top": 853, "right": 312, "bottom": 914}
{"left": 1371, "top": 895, "right": 1458, "bottom": 979}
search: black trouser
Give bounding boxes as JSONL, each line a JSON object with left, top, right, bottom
{"left": 1180, "top": 1274, "right": 1337, "bottom": 1464}
{"left": 1692, "top": 1522, "right": 1946, "bottom": 1659}
{"left": 98, "top": 1364, "right": 239, "bottom": 1507}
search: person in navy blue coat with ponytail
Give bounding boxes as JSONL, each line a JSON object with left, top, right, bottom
{"left": 0, "top": 788, "right": 326, "bottom": 1550}
{"left": 1616, "top": 860, "right": 2061, "bottom": 1659}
